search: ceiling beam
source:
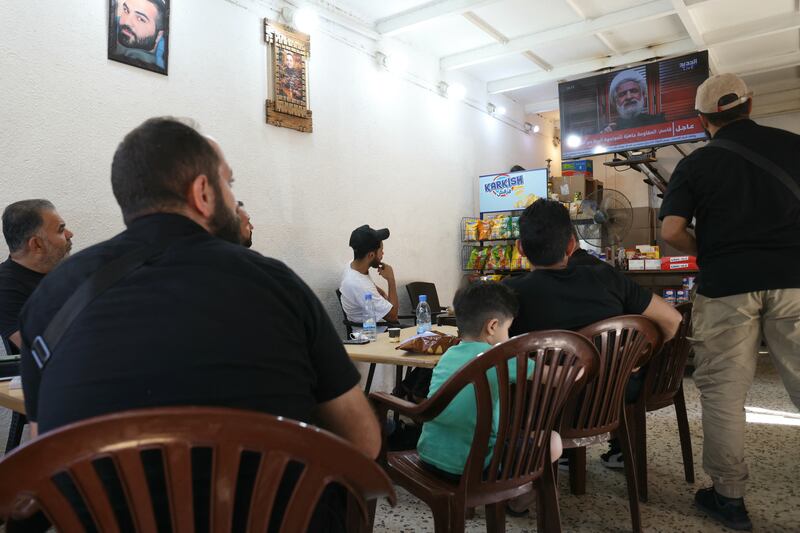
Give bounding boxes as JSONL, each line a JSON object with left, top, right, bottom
{"left": 751, "top": 101, "right": 800, "bottom": 118}
{"left": 522, "top": 51, "right": 553, "bottom": 71}
{"left": 723, "top": 51, "right": 800, "bottom": 77}
{"left": 488, "top": 38, "right": 697, "bottom": 94}
{"left": 524, "top": 98, "right": 560, "bottom": 114}
{"left": 441, "top": 0, "right": 675, "bottom": 70}
{"left": 375, "top": 0, "right": 502, "bottom": 36}
{"left": 670, "top": 0, "right": 720, "bottom": 74}
{"left": 462, "top": 11, "right": 507, "bottom": 43}
{"left": 703, "top": 11, "right": 800, "bottom": 47}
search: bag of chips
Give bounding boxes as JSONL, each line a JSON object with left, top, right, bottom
{"left": 511, "top": 244, "right": 524, "bottom": 270}
{"left": 464, "top": 218, "right": 479, "bottom": 241}
{"left": 490, "top": 216, "right": 510, "bottom": 239}
{"left": 510, "top": 216, "right": 520, "bottom": 238}
{"left": 486, "top": 245, "right": 509, "bottom": 270}
{"left": 465, "top": 247, "right": 489, "bottom": 270}
{"left": 396, "top": 331, "right": 461, "bottom": 355}
{"left": 477, "top": 219, "right": 492, "bottom": 241}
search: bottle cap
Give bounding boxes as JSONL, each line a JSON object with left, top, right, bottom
{"left": 419, "top": 295, "right": 427, "bottom": 302}
{"left": 364, "top": 293, "right": 372, "bottom": 300}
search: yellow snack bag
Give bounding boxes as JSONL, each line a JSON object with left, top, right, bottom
{"left": 464, "top": 218, "right": 479, "bottom": 241}
{"left": 478, "top": 219, "right": 492, "bottom": 241}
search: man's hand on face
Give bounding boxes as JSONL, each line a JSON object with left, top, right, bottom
{"left": 377, "top": 262, "right": 395, "bottom": 282}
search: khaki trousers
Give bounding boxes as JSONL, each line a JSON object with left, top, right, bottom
{"left": 691, "top": 289, "right": 800, "bottom": 498}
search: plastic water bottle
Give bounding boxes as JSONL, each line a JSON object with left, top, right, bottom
{"left": 416, "top": 295, "right": 432, "bottom": 334}
{"left": 362, "top": 293, "right": 377, "bottom": 341}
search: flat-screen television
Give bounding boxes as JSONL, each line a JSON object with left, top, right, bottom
{"left": 478, "top": 168, "right": 548, "bottom": 214}
{"left": 558, "top": 51, "right": 709, "bottom": 159}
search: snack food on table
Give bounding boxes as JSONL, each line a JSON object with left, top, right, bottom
{"left": 396, "top": 331, "right": 461, "bottom": 355}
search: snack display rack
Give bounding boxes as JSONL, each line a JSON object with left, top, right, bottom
{"left": 460, "top": 214, "right": 530, "bottom": 276}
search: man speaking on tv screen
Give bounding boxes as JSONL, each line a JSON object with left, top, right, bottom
{"left": 601, "top": 69, "right": 665, "bottom": 133}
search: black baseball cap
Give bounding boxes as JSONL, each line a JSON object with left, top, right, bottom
{"left": 349, "top": 225, "right": 390, "bottom": 252}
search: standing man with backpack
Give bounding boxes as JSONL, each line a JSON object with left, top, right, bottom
{"left": 660, "top": 73, "right": 800, "bottom": 531}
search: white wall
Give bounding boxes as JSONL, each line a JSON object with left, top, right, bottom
{"left": 0, "top": 0, "right": 556, "bottom": 389}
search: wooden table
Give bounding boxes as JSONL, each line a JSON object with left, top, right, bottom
{"left": 345, "top": 326, "right": 457, "bottom": 391}
{"left": 0, "top": 380, "right": 25, "bottom": 415}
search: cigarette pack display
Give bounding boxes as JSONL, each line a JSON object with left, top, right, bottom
{"left": 645, "top": 259, "right": 661, "bottom": 270}
{"left": 628, "top": 259, "right": 645, "bottom": 271}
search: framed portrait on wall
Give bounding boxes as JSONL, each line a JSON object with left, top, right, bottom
{"left": 264, "top": 20, "right": 312, "bottom": 132}
{"left": 108, "top": 0, "right": 170, "bottom": 75}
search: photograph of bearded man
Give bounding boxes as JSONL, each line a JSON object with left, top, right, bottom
{"left": 108, "top": 0, "right": 169, "bottom": 75}
{"left": 601, "top": 69, "right": 665, "bottom": 133}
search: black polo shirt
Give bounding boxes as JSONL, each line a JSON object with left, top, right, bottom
{"left": 20, "top": 214, "right": 360, "bottom": 432}
{"left": 659, "top": 119, "right": 800, "bottom": 298}
{"left": 504, "top": 265, "right": 652, "bottom": 336}
{"left": 0, "top": 257, "right": 44, "bottom": 354}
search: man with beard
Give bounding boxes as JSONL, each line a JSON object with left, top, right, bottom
{"left": 111, "top": 0, "right": 167, "bottom": 70}
{"left": 19, "top": 118, "right": 379, "bottom": 530}
{"left": 601, "top": 69, "right": 665, "bottom": 133}
{"left": 0, "top": 200, "right": 73, "bottom": 354}
{"left": 236, "top": 200, "right": 253, "bottom": 248}
{"left": 339, "top": 225, "right": 399, "bottom": 326}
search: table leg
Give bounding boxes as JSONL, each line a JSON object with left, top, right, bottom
{"left": 5, "top": 412, "right": 27, "bottom": 453}
{"left": 365, "top": 363, "right": 376, "bottom": 393}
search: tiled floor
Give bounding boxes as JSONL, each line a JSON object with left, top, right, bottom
{"left": 372, "top": 356, "right": 800, "bottom": 532}
{"left": 1, "top": 356, "right": 797, "bottom": 532}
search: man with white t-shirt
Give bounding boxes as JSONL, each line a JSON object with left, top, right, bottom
{"left": 340, "top": 225, "right": 399, "bottom": 325}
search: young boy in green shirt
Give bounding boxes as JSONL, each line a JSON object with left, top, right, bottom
{"left": 417, "top": 281, "right": 562, "bottom": 515}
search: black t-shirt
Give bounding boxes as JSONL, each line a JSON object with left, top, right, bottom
{"left": 659, "top": 119, "right": 800, "bottom": 298}
{"left": 568, "top": 248, "right": 609, "bottom": 268}
{"left": 0, "top": 257, "right": 44, "bottom": 354}
{"left": 504, "top": 265, "right": 653, "bottom": 336}
{"left": 20, "top": 214, "right": 360, "bottom": 432}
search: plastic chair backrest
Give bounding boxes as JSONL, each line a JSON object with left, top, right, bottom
{"left": 560, "top": 315, "right": 663, "bottom": 439}
{"left": 0, "top": 407, "right": 396, "bottom": 532}
{"left": 421, "top": 331, "right": 597, "bottom": 499}
{"left": 643, "top": 303, "right": 692, "bottom": 409}
{"left": 406, "top": 282, "right": 442, "bottom": 313}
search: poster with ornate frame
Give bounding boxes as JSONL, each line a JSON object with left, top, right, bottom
{"left": 264, "top": 20, "right": 312, "bottom": 133}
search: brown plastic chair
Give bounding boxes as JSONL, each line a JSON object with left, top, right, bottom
{"left": 630, "top": 302, "right": 694, "bottom": 502}
{"left": 560, "top": 315, "right": 663, "bottom": 533}
{"left": 0, "top": 407, "right": 396, "bottom": 532}
{"left": 371, "top": 330, "right": 598, "bottom": 533}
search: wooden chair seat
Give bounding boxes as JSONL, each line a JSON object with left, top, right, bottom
{"left": 371, "top": 330, "right": 598, "bottom": 533}
{"left": 630, "top": 302, "right": 695, "bottom": 502}
{"left": 558, "top": 315, "right": 663, "bottom": 533}
{"left": 0, "top": 407, "right": 396, "bottom": 532}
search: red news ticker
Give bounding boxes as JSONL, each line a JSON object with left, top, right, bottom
{"left": 580, "top": 118, "right": 703, "bottom": 149}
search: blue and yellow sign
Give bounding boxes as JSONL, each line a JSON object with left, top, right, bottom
{"left": 478, "top": 168, "right": 548, "bottom": 213}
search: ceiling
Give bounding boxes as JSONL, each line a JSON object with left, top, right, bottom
{"left": 311, "top": 0, "right": 800, "bottom": 120}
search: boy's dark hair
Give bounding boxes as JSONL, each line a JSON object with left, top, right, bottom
{"left": 454, "top": 282, "right": 518, "bottom": 338}
{"left": 111, "top": 117, "right": 220, "bottom": 225}
{"left": 518, "top": 199, "right": 573, "bottom": 266}
{"left": 700, "top": 94, "right": 750, "bottom": 128}
{"left": 2, "top": 199, "right": 55, "bottom": 253}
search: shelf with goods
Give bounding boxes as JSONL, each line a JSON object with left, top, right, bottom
{"left": 460, "top": 214, "right": 530, "bottom": 281}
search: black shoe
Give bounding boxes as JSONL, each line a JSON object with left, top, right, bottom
{"left": 694, "top": 487, "right": 752, "bottom": 531}
{"left": 600, "top": 442, "right": 624, "bottom": 469}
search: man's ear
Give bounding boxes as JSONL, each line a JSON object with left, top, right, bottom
{"left": 187, "top": 174, "right": 214, "bottom": 218}
{"left": 566, "top": 234, "right": 578, "bottom": 256}
{"left": 515, "top": 239, "right": 527, "bottom": 258}
{"left": 26, "top": 235, "right": 44, "bottom": 255}
{"left": 698, "top": 113, "right": 710, "bottom": 130}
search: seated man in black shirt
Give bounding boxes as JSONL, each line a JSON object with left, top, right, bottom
{"left": 19, "top": 118, "right": 379, "bottom": 531}
{"left": 0, "top": 199, "right": 73, "bottom": 354}
{"left": 504, "top": 199, "right": 680, "bottom": 466}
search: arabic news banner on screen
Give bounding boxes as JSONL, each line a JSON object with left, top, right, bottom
{"left": 479, "top": 168, "right": 548, "bottom": 214}
{"left": 558, "top": 51, "right": 709, "bottom": 159}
